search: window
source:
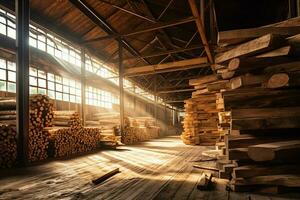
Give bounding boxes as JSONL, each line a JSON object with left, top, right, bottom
{"left": 85, "top": 86, "right": 118, "bottom": 108}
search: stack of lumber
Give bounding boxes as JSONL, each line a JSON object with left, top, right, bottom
{"left": 29, "top": 94, "right": 54, "bottom": 162}
{"left": 210, "top": 17, "right": 300, "bottom": 192}
{"left": 181, "top": 94, "right": 221, "bottom": 146}
{"left": 52, "top": 111, "right": 82, "bottom": 129}
{"left": 0, "top": 99, "right": 18, "bottom": 167}
{"left": 123, "top": 116, "right": 160, "bottom": 145}
{"left": 0, "top": 95, "right": 54, "bottom": 164}
{"left": 46, "top": 127, "right": 101, "bottom": 158}
{"left": 0, "top": 123, "right": 17, "bottom": 168}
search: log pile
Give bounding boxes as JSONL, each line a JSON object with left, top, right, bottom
{"left": 0, "top": 95, "right": 54, "bottom": 164}
{"left": 208, "top": 17, "right": 300, "bottom": 193}
{"left": 29, "top": 94, "right": 54, "bottom": 162}
{"left": 52, "top": 111, "right": 82, "bottom": 129}
{"left": 123, "top": 117, "right": 160, "bottom": 145}
{"left": 46, "top": 127, "right": 101, "bottom": 158}
{"left": 181, "top": 94, "right": 221, "bottom": 146}
{"left": 0, "top": 124, "right": 17, "bottom": 168}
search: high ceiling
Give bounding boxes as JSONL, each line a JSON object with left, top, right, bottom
{"left": 0, "top": 0, "right": 290, "bottom": 108}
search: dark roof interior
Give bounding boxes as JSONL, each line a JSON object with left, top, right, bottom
{"left": 0, "top": 0, "right": 291, "bottom": 108}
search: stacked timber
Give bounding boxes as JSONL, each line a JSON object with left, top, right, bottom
{"left": 0, "top": 123, "right": 17, "bottom": 168}
{"left": 181, "top": 93, "right": 221, "bottom": 146}
{"left": 46, "top": 127, "right": 101, "bottom": 158}
{"left": 52, "top": 111, "right": 82, "bottom": 129}
{"left": 211, "top": 17, "right": 300, "bottom": 193}
{"left": 123, "top": 116, "right": 160, "bottom": 145}
{"left": 86, "top": 112, "right": 121, "bottom": 147}
{"left": 0, "top": 99, "right": 18, "bottom": 167}
{"left": 29, "top": 94, "right": 54, "bottom": 162}
{"left": 0, "top": 95, "right": 54, "bottom": 164}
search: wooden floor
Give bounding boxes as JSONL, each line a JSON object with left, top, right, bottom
{"left": 0, "top": 136, "right": 299, "bottom": 200}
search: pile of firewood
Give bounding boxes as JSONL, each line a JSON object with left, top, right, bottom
{"left": 52, "top": 111, "right": 82, "bottom": 129}
{"left": 181, "top": 94, "right": 221, "bottom": 145}
{"left": 46, "top": 127, "right": 101, "bottom": 158}
{"left": 29, "top": 94, "right": 54, "bottom": 162}
{"left": 0, "top": 123, "right": 17, "bottom": 168}
{"left": 123, "top": 117, "right": 160, "bottom": 145}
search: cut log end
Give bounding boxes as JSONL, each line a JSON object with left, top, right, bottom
{"left": 266, "top": 73, "right": 289, "bottom": 88}
{"left": 228, "top": 58, "right": 240, "bottom": 71}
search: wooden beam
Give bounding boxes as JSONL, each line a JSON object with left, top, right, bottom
{"left": 248, "top": 140, "right": 300, "bottom": 162}
{"left": 113, "top": 45, "right": 203, "bottom": 62}
{"left": 83, "top": 16, "right": 196, "bottom": 42}
{"left": 157, "top": 88, "right": 196, "bottom": 94}
{"left": 189, "top": 74, "right": 219, "bottom": 86}
{"left": 188, "top": 0, "right": 213, "bottom": 63}
{"left": 98, "top": 0, "right": 155, "bottom": 23}
{"left": 219, "top": 26, "right": 300, "bottom": 45}
{"left": 124, "top": 57, "right": 208, "bottom": 76}
{"left": 215, "top": 34, "right": 285, "bottom": 63}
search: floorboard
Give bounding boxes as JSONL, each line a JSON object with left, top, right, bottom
{"left": 0, "top": 136, "right": 299, "bottom": 200}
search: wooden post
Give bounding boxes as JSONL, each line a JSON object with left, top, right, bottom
{"left": 154, "top": 76, "right": 157, "bottom": 124}
{"left": 81, "top": 48, "right": 86, "bottom": 126}
{"left": 118, "top": 39, "right": 125, "bottom": 137}
{"left": 133, "top": 84, "right": 136, "bottom": 112}
{"left": 16, "top": 0, "right": 29, "bottom": 165}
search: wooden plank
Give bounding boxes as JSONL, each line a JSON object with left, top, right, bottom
{"left": 215, "top": 34, "right": 285, "bottom": 63}
{"left": 248, "top": 140, "right": 300, "bottom": 162}
{"left": 232, "top": 117, "right": 300, "bottom": 130}
{"left": 189, "top": 74, "right": 219, "bottom": 86}
{"left": 124, "top": 57, "right": 208, "bottom": 76}
{"left": 256, "top": 45, "right": 300, "bottom": 58}
{"left": 233, "top": 174, "right": 300, "bottom": 187}
{"left": 228, "top": 148, "right": 250, "bottom": 160}
{"left": 223, "top": 89, "right": 300, "bottom": 110}
{"left": 231, "top": 107, "right": 300, "bottom": 119}
{"left": 219, "top": 26, "right": 300, "bottom": 45}
{"left": 233, "top": 164, "right": 300, "bottom": 178}
{"left": 92, "top": 168, "right": 120, "bottom": 185}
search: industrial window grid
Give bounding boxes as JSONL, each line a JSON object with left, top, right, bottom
{"left": 0, "top": 7, "right": 167, "bottom": 107}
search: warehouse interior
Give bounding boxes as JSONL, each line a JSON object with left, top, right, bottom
{"left": 0, "top": 0, "right": 300, "bottom": 199}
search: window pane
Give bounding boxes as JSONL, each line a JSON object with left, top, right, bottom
{"left": 63, "top": 85, "right": 69, "bottom": 93}
{"left": 38, "top": 70, "right": 46, "bottom": 78}
{"left": 7, "top": 27, "right": 15, "bottom": 39}
{"left": 70, "top": 95, "right": 76, "bottom": 103}
{"left": 63, "top": 93, "right": 69, "bottom": 101}
{"left": 47, "top": 73, "right": 54, "bottom": 81}
{"left": 55, "top": 92, "right": 62, "bottom": 100}
{"left": 48, "top": 81, "right": 55, "bottom": 90}
{"left": 29, "top": 76, "right": 37, "bottom": 86}
{"left": 55, "top": 76, "right": 62, "bottom": 83}
{"left": 7, "top": 61, "right": 16, "bottom": 71}
{"left": 8, "top": 71, "right": 16, "bottom": 82}
{"left": 0, "top": 69, "right": 6, "bottom": 80}
{"left": 0, "top": 80, "right": 6, "bottom": 91}
{"left": 30, "top": 86, "right": 37, "bottom": 94}
{"left": 0, "top": 23, "right": 6, "bottom": 35}
{"left": 7, "top": 82, "right": 16, "bottom": 92}
{"left": 48, "top": 90, "right": 55, "bottom": 99}
{"left": 30, "top": 67, "right": 37, "bottom": 76}
{"left": 0, "top": 59, "right": 6, "bottom": 69}
{"left": 55, "top": 83, "right": 62, "bottom": 92}
{"left": 38, "top": 78, "right": 46, "bottom": 88}
{"left": 38, "top": 88, "right": 46, "bottom": 95}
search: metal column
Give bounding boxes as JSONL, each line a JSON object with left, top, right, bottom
{"left": 81, "top": 48, "right": 86, "bottom": 126}
{"left": 16, "top": 0, "right": 30, "bottom": 165}
{"left": 118, "top": 39, "right": 125, "bottom": 136}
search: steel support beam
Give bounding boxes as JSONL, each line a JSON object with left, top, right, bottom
{"left": 118, "top": 40, "right": 125, "bottom": 137}
{"left": 16, "top": 0, "right": 29, "bottom": 165}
